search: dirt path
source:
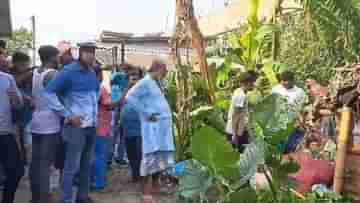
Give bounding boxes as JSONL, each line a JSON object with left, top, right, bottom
{"left": 11, "top": 166, "right": 180, "bottom": 203}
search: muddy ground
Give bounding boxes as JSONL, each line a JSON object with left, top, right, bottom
{"left": 9, "top": 166, "right": 181, "bottom": 203}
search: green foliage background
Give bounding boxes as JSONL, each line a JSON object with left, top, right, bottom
{"left": 169, "top": 0, "right": 360, "bottom": 202}
{"left": 6, "top": 27, "right": 33, "bottom": 55}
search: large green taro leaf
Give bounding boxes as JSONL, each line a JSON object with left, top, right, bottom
{"left": 191, "top": 126, "right": 241, "bottom": 180}
{"left": 177, "top": 160, "right": 213, "bottom": 200}
{"left": 232, "top": 138, "right": 265, "bottom": 190}
{"left": 249, "top": 94, "right": 298, "bottom": 143}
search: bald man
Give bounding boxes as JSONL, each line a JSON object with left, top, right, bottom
{"left": 125, "top": 60, "right": 174, "bottom": 202}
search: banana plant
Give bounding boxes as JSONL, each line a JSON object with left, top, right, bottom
{"left": 224, "top": 0, "right": 284, "bottom": 95}
{"left": 226, "top": 0, "right": 280, "bottom": 69}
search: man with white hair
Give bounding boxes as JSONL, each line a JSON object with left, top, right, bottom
{"left": 125, "top": 59, "right": 174, "bottom": 203}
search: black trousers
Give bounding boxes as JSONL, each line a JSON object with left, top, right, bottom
{"left": 125, "top": 136, "right": 142, "bottom": 179}
{"left": 226, "top": 132, "right": 249, "bottom": 153}
{"left": 0, "top": 134, "right": 25, "bottom": 203}
{"left": 30, "top": 134, "right": 60, "bottom": 203}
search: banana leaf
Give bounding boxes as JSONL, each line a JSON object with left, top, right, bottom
{"left": 227, "top": 32, "right": 242, "bottom": 49}
{"left": 249, "top": 0, "right": 261, "bottom": 28}
{"left": 263, "top": 62, "right": 279, "bottom": 87}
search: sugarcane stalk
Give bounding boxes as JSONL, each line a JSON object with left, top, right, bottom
{"left": 334, "top": 106, "right": 352, "bottom": 194}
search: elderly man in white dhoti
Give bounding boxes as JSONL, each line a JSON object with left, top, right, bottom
{"left": 125, "top": 59, "right": 174, "bottom": 203}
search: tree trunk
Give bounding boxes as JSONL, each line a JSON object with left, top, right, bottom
{"left": 175, "top": 0, "right": 216, "bottom": 104}
{"left": 171, "top": 0, "right": 193, "bottom": 160}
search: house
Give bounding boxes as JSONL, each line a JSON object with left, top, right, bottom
{"left": 96, "top": 31, "right": 178, "bottom": 68}
{"left": 0, "top": 0, "right": 12, "bottom": 38}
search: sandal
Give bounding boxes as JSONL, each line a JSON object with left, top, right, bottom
{"left": 142, "top": 195, "right": 154, "bottom": 203}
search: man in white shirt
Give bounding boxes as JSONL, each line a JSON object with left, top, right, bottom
{"left": 226, "top": 71, "right": 257, "bottom": 152}
{"left": 272, "top": 71, "right": 307, "bottom": 154}
{"left": 272, "top": 71, "right": 306, "bottom": 105}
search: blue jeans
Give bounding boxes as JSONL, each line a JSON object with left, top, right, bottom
{"left": 91, "top": 136, "right": 109, "bottom": 189}
{"left": 106, "top": 134, "right": 115, "bottom": 162}
{"left": 60, "top": 126, "right": 96, "bottom": 203}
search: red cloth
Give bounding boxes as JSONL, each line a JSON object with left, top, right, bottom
{"left": 288, "top": 153, "right": 334, "bottom": 193}
{"left": 97, "top": 86, "right": 111, "bottom": 136}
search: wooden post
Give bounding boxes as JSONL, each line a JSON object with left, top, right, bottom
{"left": 112, "top": 46, "right": 118, "bottom": 72}
{"left": 120, "top": 42, "right": 125, "bottom": 64}
{"left": 334, "top": 106, "right": 352, "bottom": 194}
{"left": 30, "top": 16, "right": 36, "bottom": 66}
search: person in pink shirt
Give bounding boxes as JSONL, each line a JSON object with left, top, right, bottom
{"left": 91, "top": 66, "right": 111, "bottom": 190}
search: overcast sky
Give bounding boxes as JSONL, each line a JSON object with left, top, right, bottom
{"left": 10, "top": 0, "right": 227, "bottom": 46}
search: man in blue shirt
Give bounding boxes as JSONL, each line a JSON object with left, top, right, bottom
{"left": 44, "top": 42, "right": 99, "bottom": 203}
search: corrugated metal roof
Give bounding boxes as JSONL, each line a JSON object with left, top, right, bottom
{"left": 0, "top": 0, "right": 12, "bottom": 37}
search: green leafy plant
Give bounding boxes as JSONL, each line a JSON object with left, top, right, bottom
{"left": 177, "top": 92, "right": 355, "bottom": 202}
{"left": 178, "top": 126, "right": 263, "bottom": 203}
{"left": 6, "top": 27, "right": 33, "bottom": 55}
{"left": 165, "top": 68, "right": 228, "bottom": 160}
{"left": 178, "top": 94, "right": 302, "bottom": 203}
{"left": 174, "top": 0, "right": 360, "bottom": 201}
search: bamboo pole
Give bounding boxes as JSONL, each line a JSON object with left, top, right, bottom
{"left": 334, "top": 106, "right": 352, "bottom": 194}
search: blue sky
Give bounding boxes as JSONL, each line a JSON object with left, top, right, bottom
{"left": 10, "top": 0, "right": 227, "bottom": 45}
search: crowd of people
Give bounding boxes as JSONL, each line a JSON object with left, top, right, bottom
{"left": 0, "top": 40, "right": 175, "bottom": 203}
{"left": 0, "top": 35, "right": 333, "bottom": 203}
